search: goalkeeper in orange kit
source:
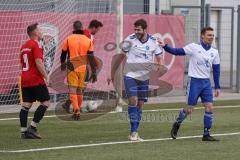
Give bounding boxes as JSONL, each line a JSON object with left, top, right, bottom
{"left": 60, "top": 20, "right": 97, "bottom": 120}
{"left": 62, "top": 20, "right": 103, "bottom": 113}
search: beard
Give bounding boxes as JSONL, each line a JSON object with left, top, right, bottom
{"left": 136, "top": 33, "right": 144, "bottom": 40}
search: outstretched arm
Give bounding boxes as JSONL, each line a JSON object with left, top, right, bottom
{"left": 158, "top": 39, "right": 185, "bottom": 56}
{"left": 163, "top": 44, "right": 186, "bottom": 56}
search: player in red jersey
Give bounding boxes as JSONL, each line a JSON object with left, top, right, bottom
{"left": 83, "top": 20, "right": 103, "bottom": 81}
{"left": 19, "top": 23, "right": 50, "bottom": 139}
{"left": 83, "top": 19, "right": 103, "bottom": 43}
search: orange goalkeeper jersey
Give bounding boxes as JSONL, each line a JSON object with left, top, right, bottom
{"left": 62, "top": 34, "right": 94, "bottom": 72}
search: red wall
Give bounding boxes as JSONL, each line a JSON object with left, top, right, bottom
{"left": 0, "top": 12, "right": 185, "bottom": 94}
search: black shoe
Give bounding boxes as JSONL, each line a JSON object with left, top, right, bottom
{"left": 171, "top": 122, "right": 180, "bottom": 139}
{"left": 27, "top": 127, "right": 42, "bottom": 139}
{"left": 62, "top": 100, "right": 71, "bottom": 113}
{"left": 72, "top": 112, "right": 80, "bottom": 120}
{"left": 21, "top": 131, "right": 35, "bottom": 139}
{"left": 202, "top": 135, "right": 219, "bottom": 141}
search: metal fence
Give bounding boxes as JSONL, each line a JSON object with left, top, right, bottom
{"left": 171, "top": 4, "right": 237, "bottom": 91}
{"left": 0, "top": 1, "right": 240, "bottom": 108}
{"left": 236, "top": 5, "right": 240, "bottom": 92}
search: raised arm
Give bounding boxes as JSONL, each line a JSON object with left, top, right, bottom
{"left": 158, "top": 39, "right": 186, "bottom": 56}
{"left": 163, "top": 44, "right": 186, "bottom": 56}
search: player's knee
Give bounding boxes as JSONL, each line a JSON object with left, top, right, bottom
{"left": 41, "top": 101, "right": 50, "bottom": 108}
{"left": 21, "top": 106, "right": 30, "bottom": 111}
{"left": 204, "top": 103, "right": 213, "bottom": 112}
{"left": 137, "top": 101, "right": 144, "bottom": 109}
{"left": 22, "top": 102, "right": 32, "bottom": 108}
{"left": 185, "top": 107, "right": 194, "bottom": 114}
{"left": 128, "top": 97, "right": 137, "bottom": 106}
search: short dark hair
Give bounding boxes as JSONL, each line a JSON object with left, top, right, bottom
{"left": 201, "top": 26, "right": 214, "bottom": 35}
{"left": 27, "top": 23, "right": 38, "bottom": 36}
{"left": 73, "top": 20, "right": 83, "bottom": 31}
{"left": 88, "top": 20, "right": 103, "bottom": 28}
{"left": 134, "top": 19, "right": 147, "bottom": 29}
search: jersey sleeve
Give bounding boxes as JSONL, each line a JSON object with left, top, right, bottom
{"left": 213, "top": 51, "right": 220, "bottom": 64}
{"left": 62, "top": 38, "right": 68, "bottom": 51}
{"left": 33, "top": 42, "right": 43, "bottom": 60}
{"left": 183, "top": 43, "right": 195, "bottom": 55}
{"left": 84, "top": 29, "right": 91, "bottom": 39}
{"left": 88, "top": 40, "right": 94, "bottom": 52}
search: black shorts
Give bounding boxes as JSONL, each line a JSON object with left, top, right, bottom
{"left": 22, "top": 85, "right": 50, "bottom": 103}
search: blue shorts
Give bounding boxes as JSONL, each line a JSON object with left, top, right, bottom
{"left": 186, "top": 77, "right": 213, "bottom": 106}
{"left": 124, "top": 76, "right": 149, "bottom": 102}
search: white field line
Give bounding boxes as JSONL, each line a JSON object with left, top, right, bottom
{"left": 0, "top": 132, "right": 240, "bottom": 153}
{"left": 1, "top": 105, "right": 240, "bottom": 121}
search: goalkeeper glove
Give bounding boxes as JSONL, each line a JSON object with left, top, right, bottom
{"left": 61, "top": 63, "right": 66, "bottom": 71}
{"left": 90, "top": 72, "right": 97, "bottom": 83}
{"left": 66, "top": 61, "right": 74, "bottom": 71}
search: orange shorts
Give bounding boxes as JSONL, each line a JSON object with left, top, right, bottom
{"left": 67, "top": 71, "right": 87, "bottom": 88}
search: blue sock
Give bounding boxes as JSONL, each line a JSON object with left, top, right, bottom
{"left": 136, "top": 107, "right": 142, "bottom": 130}
{"left": 176, "top": 109, "right": 187, "bottom": 124}
{"left": 128, "top": 105, "right": 138, "bottom": 133}
{"left": 203, "top": 111, "right": 213, "bottom": 136}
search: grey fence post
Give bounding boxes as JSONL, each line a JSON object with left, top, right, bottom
{"left": 201, "top": 0, "right": 205, "bottom": 29}
{"left": 205, "top": 4, "right": 211, "bottom": 27}
{"left": 236, "top": 5, "right": 240, "bottom": 92}
{"left": 230, "top": 7, "right": 234, "bottom": 89}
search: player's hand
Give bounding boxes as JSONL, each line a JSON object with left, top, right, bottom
{"left": 157, "top": 39, "right": 165, "bottom": 47}
{"left": 67, "top": 62, "right": 74, "bottom": 71}
{"left": 153, "top": 64, "right": 168, "bottom": 77}
{"left": 154, "top": 64, "right": 166, "bottom": 71}
{"left": 61, "top": 63, "right": 66, "bottom": 71}
{"left": 44, "top": 76, "right": 50, "bottom": 86}
{"left": 214, "top": 89, "right": 220, "bottom": 97}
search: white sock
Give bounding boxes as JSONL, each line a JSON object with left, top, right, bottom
{"left": 21, "top": 127, "right": 27, "bottom": 132}
{"left": 31, "top": 121, "right": 37, "bottom": 128}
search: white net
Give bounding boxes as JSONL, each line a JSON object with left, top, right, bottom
{"left": 0, "top": 0, "right": 118, "bottom": 114}
{"left": 0, "top": 0, "right": 185, "bottom": 118}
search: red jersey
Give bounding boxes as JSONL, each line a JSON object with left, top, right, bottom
{"left": 20, "top": 39, "right": 45, "bottom": 87}
{"left": 83, "top": 29, "right": 100, "bottom": 69}
{"left": 83, "top": 29, "right": 94, "bottom": 43}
